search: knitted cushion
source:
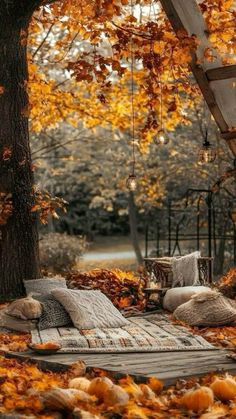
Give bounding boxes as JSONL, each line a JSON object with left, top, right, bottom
{"left": 37, "top": 295, "right": 72, "bottom": 330}
{"left": 24, "top": 278, "right": 67, "bottom": 297}
{"left": 163, "top": 286, "right": 211, "bottom": 312}
{"left": 174, "top": 290, "right": 236, "bottom": 327}
{"left": 172, "top": 251, "right": 201, "bottom": 287}
{"left": 52, "top": 289, "right": 129, "bottom": 329}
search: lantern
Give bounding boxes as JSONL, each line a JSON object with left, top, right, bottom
{"left": 126, "top": 174, "right": 137, "bottom": 191}
{"left": 199, "top": 140, "right": 216, "bottom": 163}
{"left": 154, "top": 129, "right": 169, "bottom": 145}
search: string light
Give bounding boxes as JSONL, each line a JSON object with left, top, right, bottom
{"left": 198, "top": 101, "right": 216, "bottom": 164}
{"left": 199, "top": 138, "right": 216, "bottom": 163}
{"left": 126, "top": 0, "right": 137, "bottom": 191}
{"left": 154, "top": 77, "right": 169, "bottom": 145}
{"left": 126, "top": 174, "right": 137, "bottom": 191}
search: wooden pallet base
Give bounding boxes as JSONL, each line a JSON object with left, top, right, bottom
{"left": 6, "top": 348, "right": 236, "bottom": 387}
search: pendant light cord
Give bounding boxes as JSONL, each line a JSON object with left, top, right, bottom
{"left": 203, "top": 99, "right": 211, "bottom": 142}
{"left": 130, "top": 0, "right": 136, "bottom": 176}
{"left": 160, "top": 77, "right": 163, "bottom": 131}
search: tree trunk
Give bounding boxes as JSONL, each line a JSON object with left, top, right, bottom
{"left": 0, "top": 10, "right": 40, "bottom": 300}
{"left": 128, "top": 191, "right": 143, "bottom": 264}
{"left": 214, "top": 220, "right": 228, "bottom": 276}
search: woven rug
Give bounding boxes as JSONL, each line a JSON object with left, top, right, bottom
{"left": 31, "top": 313, "right": 216, "bottom": 353}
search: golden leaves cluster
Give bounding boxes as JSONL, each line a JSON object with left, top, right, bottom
{"left": 28, "top": 0, "right": 235, "bottom": 146}
{"left": 67, "top": 268, "right": 146, "bottom": 310}
{"left": 1, "top": 354, "right": 236, "bottom": 417}
{"left": 31, "top": 189, "right": 67, "bottom": 224}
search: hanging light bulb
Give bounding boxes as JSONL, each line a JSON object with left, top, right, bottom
{"left": 153, "top": 77, "right": 169, "bottom": 146}
{"left": 199, "top": 139, "right": 216, "bottom": 163}
{"left": 154, "top": 129, "right": 169, "bottom": 145}
{"left": 125, "top": 2, "right": 138, "bottom": 193}
{"left": 198, "top": 100, "right": 216, "bottom": 163}
{"left": 126, "top": 174, "right": 137, "bottom": 191}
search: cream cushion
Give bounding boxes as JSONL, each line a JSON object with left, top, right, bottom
{"left": 163, "top": 286, "right": 211, "bottom": 312}
{"left": 172, "top": 251, "right": 201, "bottom": 287}
{"left": 6, "top": 296, "right": 42, "bottom": 320}
{"left": 174, "top": 290, "right": 236, "bottom": 327}
{"left": 52, "top": 289, "right": 129, "bottom": 329}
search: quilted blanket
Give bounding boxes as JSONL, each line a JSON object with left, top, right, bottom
{"left": 31, "top": 313, "right": 215, "bottom": 353}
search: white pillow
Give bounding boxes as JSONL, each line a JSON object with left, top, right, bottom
{"left": 52, "top": 289, "right": 129, "bottom": 329}
{"left": 172, "top": 251, "right": 201, "bottom": 287}
{"left": 163, "top": 286, "right": 211, "bottom": 312}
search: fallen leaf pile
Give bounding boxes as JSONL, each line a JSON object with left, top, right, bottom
{"left": 172, "top": 317, "right": 236, "bottom": 350}
{"left": 67, "top": 268, "right": 146, "bottom": 311}
{"left": 217, "top": 267, "right": 236, "bottom": 300}
{"left": 0, "top": 331, "right": 30, "bottom": 352}
{"left": 195, "top": 326, "right": 236, "bottom": 350}
{"left": 0, "top": 356, "right": 236, "bottom": 418}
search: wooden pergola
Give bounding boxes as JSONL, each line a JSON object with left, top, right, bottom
{"left": 159, "top": 0, "right": 236, "bottom": 155}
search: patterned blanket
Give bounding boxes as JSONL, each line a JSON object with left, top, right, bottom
{"left": 31, "top": 313, "right": 215, "bottom": 353}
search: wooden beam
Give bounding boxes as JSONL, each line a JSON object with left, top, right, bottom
{"left": 221, "top": 131, "right": 236, "bottom": 141}
{"left": 206, "top": 65, "right": 236, "bottom": 81}
{"left": 159, "top": 0, "right": 236, "bottom": 156}
{"left": 190, "top": 64, "right": 228, "bottom": 133}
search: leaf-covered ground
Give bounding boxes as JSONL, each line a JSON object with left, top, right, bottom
{"left": 1, "top": 318, "right": 236, "bottom": 417}
{"left": 0, "top": 355, "right": 236, "bottom": 418}
{"left": 1, "top": 268, "right": 236, "bottom": 417}
{"left": 171, "top": 317, "right": 236, "bottom": 350}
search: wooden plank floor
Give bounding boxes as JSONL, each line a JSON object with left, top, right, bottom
{"left": 7, "top": 349, "right": 236, "bottom": 386}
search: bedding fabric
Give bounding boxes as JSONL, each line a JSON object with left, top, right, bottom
{"left": 52, "top": 289, "right": 129, "bottom": 329}
{"left": 0, "top": 309, "right": 37, "bottom": 332}
{"left": 31, "top": 313, "right": 215, "bottom": 353}
{"left": 172, "top": 251, "right": 201, "bottom": 287}
{"left": 24, "top": 278, "right": 67, "bottom": 297}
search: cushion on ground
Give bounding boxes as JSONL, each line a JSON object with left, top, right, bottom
{"left": 173, "top": 290, "right": 236, "bottom": 327}
{"left": 37, "top": 295, "right": 72, "bottom": 330}
{"left": 24, "top": 278, "right": 67, "bottom": 297}
{"left": 52, "top": 289, "right": 130, "bottom": 329}
{"left": 6, "top": 296, "right": 42, "bottom": 320}
{"left": 163, "top": 286, "right": 211, "bottom": 312}
{"left": 172, "top": 251, "right": 201, "bottom": 287}
{"left": 0, "top": 309, "right": 37, "bottom": 332}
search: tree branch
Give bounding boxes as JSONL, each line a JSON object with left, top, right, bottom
{"left": 32, "top": 23, "right": 54, "bottom": 58}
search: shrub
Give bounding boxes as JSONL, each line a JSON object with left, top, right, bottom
{"left": 67, "top": 268, "right": 146, "bottom": 311}
{"left": 39, "top": 233, "right": 87, "bottom": 274}
{"left": 217, "top": 268, "right": 236, "bottom": 300}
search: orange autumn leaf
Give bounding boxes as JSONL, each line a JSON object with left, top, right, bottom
{"left": 147, "top": 377, "right": 164, "bottom": 395}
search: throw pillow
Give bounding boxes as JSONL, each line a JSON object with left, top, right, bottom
{"left": 173, "top": 290, "right": 236, "bottom": 327}
{"left": 6, "top": 296, "right": 42, "bottom": 320}
{"left": 163, "top": 286, "right": 211, "bottom": 312}
{"left": 52, "top": 289, "right": 130, "bottom": 329}
{"left": 37, "top": 295, "right": 72, "bottom": 330}
{"left": 172, "top": 251, "right": 201, "bottom": 287}
{"left": 24, "top": 278, "right": 67, "bottom": 297}
{"left": 0, "top": 309, "right": 37, "bottom": 332}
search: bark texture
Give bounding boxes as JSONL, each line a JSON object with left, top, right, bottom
{"left": 0, "top": 2, "right": 41, "bottom": 300}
